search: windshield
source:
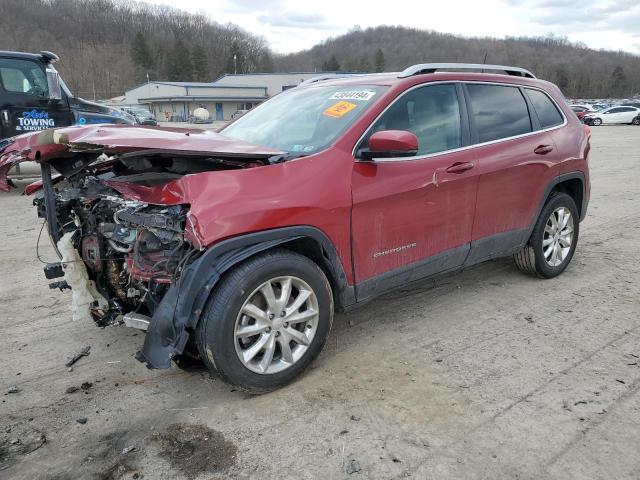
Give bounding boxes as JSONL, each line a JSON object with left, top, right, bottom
{"left": 221, "top": 85, "right": 387, "bottom": 154}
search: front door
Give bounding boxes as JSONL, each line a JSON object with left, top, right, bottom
{"left": 351, "top": 83, "right": 479, "bottom": 301}
{"left": 0, "top": 57, "right": 71, "bottom": 139}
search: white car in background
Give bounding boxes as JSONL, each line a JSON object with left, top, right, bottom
{"left": 583, "top": 106, "right": 640, "bottom": 126}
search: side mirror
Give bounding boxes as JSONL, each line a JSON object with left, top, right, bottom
{"left": 46, "top": 68, "right": 62, "bottom": 102}
{"left": 361, "top": 130, "right": 419, "bottom": 160}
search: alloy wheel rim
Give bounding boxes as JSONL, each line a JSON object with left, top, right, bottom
{"left": 234, "top": 276, "right": 319, "bottom": 374}
{"left": 543, "top": 207, "right": 574, "bottom": 267}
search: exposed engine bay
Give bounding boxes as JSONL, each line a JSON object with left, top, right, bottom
{"left": 0, "top": 124, "right": 287, "bottom": 367}
{"left": 34, "top": 150, "right": 266, "bottom": 327}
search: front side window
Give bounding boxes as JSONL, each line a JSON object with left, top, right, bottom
{"left": 466, "top": 84, "right": 532, "bottom": 143}
{"left": 527, "top": 89, "right": 564, "bottom": 128}
{"left": 362, "top": 83, "right": 462, "bottom": 156}
{"left": 0, "top": 59, "right": 49, "bottom": 97}
{"left": 222, "top": 85, "right": 387, "bottom": 155}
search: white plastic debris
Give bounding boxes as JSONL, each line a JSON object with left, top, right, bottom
{"left": 57, "top": 232, "right": 108, "bottom": 322}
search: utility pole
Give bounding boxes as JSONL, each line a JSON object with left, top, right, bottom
{"left": 234, "top": 54, "right": 237, "bottom": 74}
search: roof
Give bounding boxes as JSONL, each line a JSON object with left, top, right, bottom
{"left": 126, "top": 81, "right": 267, "bottom": 94}
{"left": 214, "top": 72, "right": 319, "bottom": 79}
{"left": 137, "top": 95, "right": 268, "bottom": 103}
{"left": 152, "top": 82, "right": 265, "bottom": 89}
{"left": 0, "top": 50, "right": 55, "bottom": 63}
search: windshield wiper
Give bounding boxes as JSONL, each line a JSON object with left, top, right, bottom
{"left": 268, "top": 152, "right": 306, "bottom": 164}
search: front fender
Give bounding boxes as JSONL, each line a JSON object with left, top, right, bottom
{"left": 136, "top": 226, "right": 352, "bottom": 369}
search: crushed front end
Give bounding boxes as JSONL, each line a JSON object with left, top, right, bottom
{"left": 34, "top": 177, "right": 193, "bottom": 327}
{"left": 0, "top": 125, "right": 285, "bottom": 368}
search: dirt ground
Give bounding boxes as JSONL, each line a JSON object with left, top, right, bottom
{"left": 1, "top": 125, "right": 639, "bottom": 480}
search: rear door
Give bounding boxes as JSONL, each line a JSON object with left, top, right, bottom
{"left": 617, "top": 107, "right": 638, "bottom": 123}
{"left": 464, "top": 82, "right": 565, "bottom": 263}
{"left": 0, "top": 57, "right": 71, "bottom": 139}
{"left": 351, "top": 83, "right": 479, "bottom": 300}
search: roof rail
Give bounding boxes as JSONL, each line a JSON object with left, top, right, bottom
{"left": 297, "top": 73, "right": 367, "bottom": 87}
{"left": 398, "top": 63, "right": 536, "bottom": 79}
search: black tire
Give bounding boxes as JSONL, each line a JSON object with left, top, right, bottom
{"left": 196, "top": 249, "right": 333, "bottom": 393}
{"left": 592, "top": 118, "right": 602, "bottom": 126}
{"left": 632, "top": 117, "right": 640, "bottom": 126}
{"left": 514, "top": 192, "right": 580, "bottom": 278}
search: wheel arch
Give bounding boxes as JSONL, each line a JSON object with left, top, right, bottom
{"left": 136, "top": 226, "right": 354, "bottom": 369}
{"left": 549, "top": 176, "right": 584, "bottom": 221}
{"left": 534, "top": 172, "right": 587, "bottom": 228}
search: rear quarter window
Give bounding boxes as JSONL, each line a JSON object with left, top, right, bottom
{"left": 526, "top": 88, "right": 564, "bottom": 128}
{"left": 466, "top": 84, "right": 532, "bottom": 143}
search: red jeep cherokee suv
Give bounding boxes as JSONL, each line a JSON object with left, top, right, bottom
{"left": 0, "top": 63, "right": 590, "bottom": 392}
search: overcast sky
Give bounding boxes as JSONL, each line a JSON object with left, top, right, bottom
{"left": 139, "top": 0, "right": 640, "bottom": 55}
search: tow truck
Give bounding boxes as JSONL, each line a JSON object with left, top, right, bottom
{"left": 0, "top": 50, "right": 133, "bottom": 142}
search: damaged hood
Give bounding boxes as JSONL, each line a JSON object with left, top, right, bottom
{"left": 0, "top": 124, "right": 285, "bottom": 191}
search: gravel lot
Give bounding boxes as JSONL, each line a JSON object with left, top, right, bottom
{"left": 1, "top": 126, "right": 639, "bottom": 480}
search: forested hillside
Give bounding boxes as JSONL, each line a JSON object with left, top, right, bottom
{"left": 0, "top": 0, "right": 273, "bottom": 99}
{"left": 1, "top": 2, "right": 638, "bottom": 99}
{"left": 275, "top": 26, "right": 640, "bottom": 98}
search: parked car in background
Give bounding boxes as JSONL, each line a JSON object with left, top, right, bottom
{"left": 570, "top": 105, "right": 591, "bottom": 120}
{"left": 621, "top": 102, "right": 640, "bottom": 109}
{"left": 583, "top": 106, "right": 640, "bottom": 125}
{"left": 0, "top": 63, "right": 591, "bottom": 392}
{"left": 121, "top": 106, "right": 157, "bottom": 125}
{"left": 231, "top": 109, "right": 249, "bottom": 120}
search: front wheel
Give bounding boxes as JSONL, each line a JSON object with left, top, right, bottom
{"left": 632, "top": 117, "right": 640, "bottom": 126}
{"left": 514, "top": 192, "right": 580, "bottom": 278}
{"left": 196, "top": 249, "right": 333, "bottom": 393}
{"left": 592, "top": 118, "right": 602, "bottom": 126}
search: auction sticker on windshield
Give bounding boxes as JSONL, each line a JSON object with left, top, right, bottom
{"left": 330, "top": 90, "right": 376, "bottom": 101}
{"left": 323, "top": 101, "right": 358, "bottom": 118}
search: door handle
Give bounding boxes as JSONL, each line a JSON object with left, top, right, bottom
{"left": 534, "top": 145, "right": 553, "bottom": 155}
{"left": 0, "top": 110, "right": 9, "bottom": 127}
{"left": 445, "top": 161, "right": 475, "bottom": 174}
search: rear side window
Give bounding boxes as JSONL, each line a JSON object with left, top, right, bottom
{"left": 526, "top": 89, "right": 564, "bottom": 128}
{"left": 466, "top": 84, "right": 531, "bottom": 143}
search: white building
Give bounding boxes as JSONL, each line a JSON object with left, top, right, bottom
{"left": 123, "top": 82, "right": 268, "bottom": 122}
{"left": 212, "top": 73, "right": 320, "bottom": 97}
{"left": 122, "top": 73, "right": 320, "bottom": 122}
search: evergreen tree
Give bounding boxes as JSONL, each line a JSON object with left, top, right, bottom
{"left": 258, "top": 52, "right": 274, "bottom": 73}
{"left": 357, "top": 55, "right": 371, "bottom": 73}
{"left": 192, "top": 44, "right": 208, "bottom": 81}
{"left": 555, "top": 68, "right": 570, "bottom": 93}
{"left": 374, "top": 48, "right": 385, "bottom": 73}
{"left": 166, "top": 39, "right": 193, "bottom": 81}
{"left": 611, "top": 66, "right": 627, "bottom": 96}
{"left": 131, "top": 32, "right": 154, "bottom": 80}
{"left": 322, "top": 55, "right": 340, "bottom": 72}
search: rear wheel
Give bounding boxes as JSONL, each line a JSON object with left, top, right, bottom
{"left": 196, "top": 249, "right": 333, "bottom": 393}
{"left": 632, "top": 117, "right": 640, "bottom": 126}
{"left": 514, "top": 192, "right": 579, "bottom": 278}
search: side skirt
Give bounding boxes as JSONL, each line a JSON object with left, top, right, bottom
{"left": 352, "top": 228, "right": 530, "bottom": 306}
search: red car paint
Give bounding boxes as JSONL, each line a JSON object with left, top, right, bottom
{"left": 0, "top": 72, "right": 590, "bottom": 290}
